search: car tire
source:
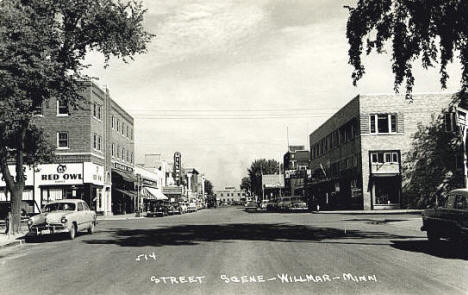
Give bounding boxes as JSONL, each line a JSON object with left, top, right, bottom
{"left": 69, "top": 224, "right": 77, "bottom": 240}
{"left": 427, "top": 230, "right": 440, "bottom": 243}
{"left": 88, "top": 222, "right": 95, "bottom": 234}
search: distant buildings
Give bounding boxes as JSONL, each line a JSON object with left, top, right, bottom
{"left": 214, "top": 187, "right": 246, "bottom": 205}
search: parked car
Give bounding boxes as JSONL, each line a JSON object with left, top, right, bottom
{"left": 278, "top": 197, "right": 292, "bottom": 212}
{"left": 244, "top": 201, "right": 257, "bottom": 213}
{"left": 259, "top": 200, "right": 269, "bottom": 212}
{"left": 421, "top": 188, "right": 468, "bottom": 243}
{"left": 147, "top": 200, "right": 169, "bottom": 217}
{"left": 289, "top": 196, "right": 308, "bottom": 212}
{"left": 180, "top": 202, "right": 188, "bottom": 214}
{"left": 168, "top": 202, "right": 182, "bottom": 215}
{"left": 187, "top": 202, "right": 197, "bottom": 213}
{"left": 26, "top": 199, "right": 96, "bottom": 240}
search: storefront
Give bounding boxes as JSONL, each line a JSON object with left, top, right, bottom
{"left": 0, "top": 165, "right": 39, "bottom": 214}
{"left": 111, "top": 163, "right": 137, "bottom": 214}
{"left": 34, "top": 162, "right": 105, "bottom": 211}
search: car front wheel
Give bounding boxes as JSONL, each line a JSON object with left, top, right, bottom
{"left": 69, "top": 224, "right": 77, "bottom": 240}
{"left": 88, "top": 222, "right": 95, "bottom": 234}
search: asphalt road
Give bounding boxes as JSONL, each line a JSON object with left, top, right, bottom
{"left": 0, "top": 207, "right": 467, "bottom": 295}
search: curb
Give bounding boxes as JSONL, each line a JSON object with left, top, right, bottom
{"left": 97, "top": 217, "right": 145, "bottom": 221}
{"left": 312, "top": 210, "right": 423, "bottom": 215}
{"left": 0, "top": 238, "right": 25, "bottom": 249}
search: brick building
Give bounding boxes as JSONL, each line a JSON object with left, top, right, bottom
{"left": 0, "top": 81, "right": 135, "bottom": 215}
{"left": 283, "top": 145, "right": 310, "bottom": 196}
{"left": 307, "top": 93, "right": 464, "bottom": 210}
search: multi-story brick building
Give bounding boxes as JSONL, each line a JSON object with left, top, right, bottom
{"left": 0, "top": 81, "right": 135, "bottom": 215}
{"left": 283, "top": 145, "right": 310, "bottom": 196}
{"left": 307, "top": 93, "right": 464, "bottom": 210}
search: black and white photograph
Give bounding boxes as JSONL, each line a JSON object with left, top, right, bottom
{"left": 0, "top": 0, "right": 467, "bottom": 294}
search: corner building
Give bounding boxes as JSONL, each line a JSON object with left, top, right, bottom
{"left": 32, "top": 81, "right": 134, "bottom": 215}
{"left": 307, "top": 93, "right": 462, "bottom": 210}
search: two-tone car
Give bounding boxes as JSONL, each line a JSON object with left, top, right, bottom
{"left": 26, "top": 199, "right": 96, "bottom": 240}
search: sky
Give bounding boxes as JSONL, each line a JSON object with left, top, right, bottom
{"left": 84, "top": 0, "right": 462, "bottom": 190}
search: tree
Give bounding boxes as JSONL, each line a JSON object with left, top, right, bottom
{"left": 0, "top": 0, "right": 153, "bottom": 235}
{"left": 402, "top": 96, "right": 465, "bottom": 208}
{"left": 247, "top": 159, "right": 280, "bottom": 198}
{"left": 240, "top": 176, "right": 251, "bottom": 193}
{"left": 204, "top": 179, "right": 213, "bottom": 196}
{"left": 346, "top": 0, "right": 468, "bottom": 94}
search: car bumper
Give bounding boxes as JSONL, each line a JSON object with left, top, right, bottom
{"left": 290, "top": 207, "right": 308, "bottom": 211}
{"left": 27, "top": 224, "right": 70, "bottom": 236}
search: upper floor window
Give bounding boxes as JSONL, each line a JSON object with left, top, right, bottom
{"left": 117, "top": 119, "right": 120, "bottom": 132}
{"left": 370, "top": 114, "right": 397, "bottom": 134}
{"left": 98, "top": 135, "right": 102, "bottom": 151}
{"left": 57, "top": 100, "right": 69, "bottom": 116}
{"left": 111, "top": 116, "right": 115, "bottom": 129}
{"left": 98, "top": 105, "right": 102, "bottom": 120}
{"left": 370, "top": 151, "right": 399, "bottom": 164}
{"left": 57, "top": 132, "right": 69, "bottom": 149}
{"left": 112, "top": 143, "right": 115, "bottom": 157}
{"left": 93, "top": 103, "right": 97, "bottom": 117}
{"left": 130, "top": 128, "right": 133, "bottom": 140}
{"left": 93, "top": 133, "right": 97, "bottom": 150}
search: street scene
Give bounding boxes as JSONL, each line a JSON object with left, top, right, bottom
{"left": 1, "top": 208, "right": 467, "bottom": 295}
{"left": 1, "top": 0, "right": 468, "bottom": 295}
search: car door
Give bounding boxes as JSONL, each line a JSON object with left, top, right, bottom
{"left": 82, "top": 202, "right": 94, "bottom": 226}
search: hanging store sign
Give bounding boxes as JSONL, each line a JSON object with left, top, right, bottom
{"left": 114, "top": 162, "right": 133, "bottom": 173}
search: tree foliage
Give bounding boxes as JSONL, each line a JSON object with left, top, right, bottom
{"left": 247, "top": 159, "right": 280, "bottom": 198}
{"left": 346, "top": 0, "right": 468, "bottom": 94}
{"left": 402, "top": 97, "right": 465, "bottom": 208}
{"left": 0, "top": 0, "right": 153, "bottom": 234}
{"left": 240, "top": 176, "right": 251, "bottom": 193}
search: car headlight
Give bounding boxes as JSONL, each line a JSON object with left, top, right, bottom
{"left": 27, "top": 219, "right": 33, "bottom": 226}
{"left": 61, "top": 217, "right": 67, "bottom": 223}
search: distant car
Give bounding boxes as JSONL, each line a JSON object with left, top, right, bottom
{"left": 244, "top": 201, "right": 257, "bottom": 213}
{"left": 421, "top": 188, "right": 468, "bottom": 243}
{"left": 259, "top": 200, "right": 269, "bottom": 211}
{"left": 168, "top": 202, "right": 182, "bottom": 215}
{"left": 147, "top": 200, "right": 169, "bottom": 217}
{"left": 289, "top": 197, "right": 308, "bottom": 212}
{"left": 187, "top": 202, "right": 197, "bottom": 213}
{"left": 278, "top": 197, "right": 292, "bottom": 212}
{"left": 26, "top": 199, "right": 96, "bottom": 240}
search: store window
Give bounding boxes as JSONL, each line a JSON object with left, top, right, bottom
{"left": 57, "top": 100, "right": 69, "bottom": 116}
{"left": 57, "top": 132, "right": 69, "bottom": 149}
{"left": 370, "top": 114, "right": 397, "bottom": 134}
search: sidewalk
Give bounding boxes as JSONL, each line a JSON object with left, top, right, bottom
{"left": 0, "top": 226, "right": 27, "bottom": 249}
{"left": 97, "top": 213, "right": 145, "bottom": 221}
{"left": 314, "top": 209, "right": 423, "bottom": 214}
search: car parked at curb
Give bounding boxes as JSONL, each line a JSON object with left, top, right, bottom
{"left": 26, "top": 199, "right": 96, "bottom": 240}
{"left": 244, "top": 201, "right": 258, "bottom": 213}
{"left": 187, "top": 202, "right": 197, "bottom": 213}
{"left": 421, "top": 188, "right": 468, "bottom": 244}
{"left": 289, "top": 196, "right": 308, "bottom": 212}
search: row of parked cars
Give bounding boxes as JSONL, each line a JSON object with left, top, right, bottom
{"left": 245, "top": 196, "right": 309, "bottom": 213}
{"left": 145, "top": 199, "right": 202, "bottom": 217}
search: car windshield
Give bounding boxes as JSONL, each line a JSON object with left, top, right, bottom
{"left": 44, "top": 203, "right": 76, "bottom": 212}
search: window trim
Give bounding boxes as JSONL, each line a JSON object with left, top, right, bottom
{"left": 57, "top": 132, "right": 69, "bottom": 149}
{"left": 369, "top": 114, "right": 397, "bottom": 134}
{"left": 56, "top": 100, "right": 69, "bottom": 117}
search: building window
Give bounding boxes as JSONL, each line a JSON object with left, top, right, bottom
{"left": 57, "top": 132, "right": 69, "bottom": 149}
{"left": 97, "top": 105, "right": 102, "bottom": 120}
{"left": 93, "top": 103, "right": 97, "bottom": 117}
{"left": 370, "top": 114, "right": 397, "bottom": 134}
{"left": 371, "top": 151, "right": 399, "bottom": 163}
{"left": 130, "top": 129, "right": 133, "bottom": 140}
{"left": 112, "top": 116, "right": 115, "bottom": 129}
{"left": 130, "top": 152, "right": 133, "bottom": 163}
{"left": 112, "top": 143, "right": 115, "bottom": 157}
{"left": 57, "top": 100, "right": 69, "bottom": 116}
{"left": 117, "top": 119, "right": 120, "bottom": 132}
{"left": 98, "top": 135, "right": 102, "bottom": 151}
{"left": 93, "top": 133, "right": 97, "bottom": 149}
{"left": 117, "top": 145, "right": 120, "bottom": 158}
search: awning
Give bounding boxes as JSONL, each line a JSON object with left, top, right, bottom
{"left": 142, "top": 187, "right": 168, "bottom": 200}
{"left": 113, "top": 188, "right": 138, "bottom": 199}
{"left": 112, "top": 170, "right": 137, "bottom": 183}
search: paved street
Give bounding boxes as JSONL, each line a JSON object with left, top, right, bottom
{"left": 0, "top": 207, "right": 467, "bottom": 295}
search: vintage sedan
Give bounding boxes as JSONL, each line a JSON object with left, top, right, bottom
{"left": 244, "top": 201, "right": 258, "bottom": 213}
{"left": 289, "top": 197, "right": 309, "bottom": 212}
{"left": 26, "top": 199, "right": 96, "bottom": 240}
